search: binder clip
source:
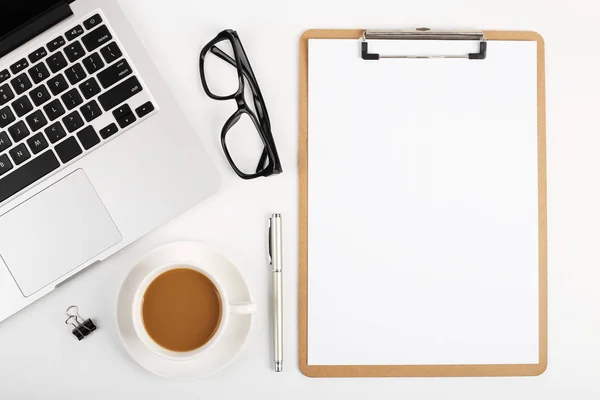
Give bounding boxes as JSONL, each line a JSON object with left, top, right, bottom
{"left": 65, "top": 305, "right": 97, "bottom": 341}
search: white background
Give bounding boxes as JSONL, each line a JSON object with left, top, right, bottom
{"left": 0, "top": 0, "right": 598, "bottom": 398}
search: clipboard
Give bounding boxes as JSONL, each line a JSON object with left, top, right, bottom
{"left": 298, "top": 29, "right": 547, "bottom": 378}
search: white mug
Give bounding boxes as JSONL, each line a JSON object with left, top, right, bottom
{"left": 131, "top": 262, "right": 256, "bottom": 361}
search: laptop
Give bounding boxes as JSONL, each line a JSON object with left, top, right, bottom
{"left": 0, "top": 0, "right": 220, "bottom": 322}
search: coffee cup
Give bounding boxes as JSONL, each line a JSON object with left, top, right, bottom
{"left": 131, "top": 262, "right": 255, "bottom": 361}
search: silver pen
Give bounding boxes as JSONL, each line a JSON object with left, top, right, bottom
{"left": 269, "top": 213, "right": 283, "bottom": 372}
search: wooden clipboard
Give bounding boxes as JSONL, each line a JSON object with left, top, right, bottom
{"left": 298, "top": 29, "right": 547, "bottom": 378}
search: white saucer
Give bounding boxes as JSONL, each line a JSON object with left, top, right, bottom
{"left": 116, "top": 241, "right": 253, "bottom": 380}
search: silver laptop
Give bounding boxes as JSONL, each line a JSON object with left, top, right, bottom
{"left": 0, "top": 0, "right": 220, "bottom": 322}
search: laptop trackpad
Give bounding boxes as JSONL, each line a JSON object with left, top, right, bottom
{"left": 0, "top": 170, "right": 122, "bottom": 296}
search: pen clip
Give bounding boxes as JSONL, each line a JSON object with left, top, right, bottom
{"left": 268, "top": 218, "right": 273, "bottom": 265}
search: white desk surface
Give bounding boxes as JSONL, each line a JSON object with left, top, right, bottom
{"left": 0, "top": 0, "right": 598, "bottom": 398}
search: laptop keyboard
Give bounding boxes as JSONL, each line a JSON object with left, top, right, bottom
{"left": 0, "top": 11, "right": 156, "bottom": 204}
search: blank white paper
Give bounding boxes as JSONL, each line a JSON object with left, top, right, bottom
{"left": 307, "top": 39, "right": 539, "bottom": 365}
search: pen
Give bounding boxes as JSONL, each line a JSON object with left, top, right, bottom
{"left": 269, "top": 213, "right": 283, "bottom": 372}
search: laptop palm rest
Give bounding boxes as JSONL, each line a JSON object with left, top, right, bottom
{"left": 0, "top": 170, "right": 122, "bottom": 297}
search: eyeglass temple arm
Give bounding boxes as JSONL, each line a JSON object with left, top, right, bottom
{"left": 210, "top": 46, "right": 255, "bottom": 81}
{"left": 256, "top": 148, "right": 269, "bottom": 173}
{"left": 209, "top": 45, "right": 234, "bottom": 64}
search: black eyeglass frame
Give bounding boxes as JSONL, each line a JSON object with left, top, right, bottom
{"left": 199, "top": 29, "right": 283, "bottom": 179}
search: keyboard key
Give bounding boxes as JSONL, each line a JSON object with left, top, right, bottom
{"left": 65, "top": 63, "right": 87, "bottom": 85}
{"left": 55, "top": 136, "right": 82, "bottom": 163}
{"left": 112, "top": 104, "right": 132, "bottom": 120}
{"left": 45, "top": 122, "right": 66, "bottom": 143}
{"left": 25, "top": 110, "right": 48, "bottom": 132}
{"left": 97, "top": 59, "right": 132, "bottom": 89}
{"left": 84, "top": 14, "right": 103, "bottom": 30}
{"left": 79, "top": 77, "right": 101, "bottom": 99}
{"left": 62, "top": 111, "right": 84, "bottom": 133}
{"left": 47, "top": 52, "right": 68, "bottom": 73}
{"left": 99, "top": 123, "right": 118, "bottom": 139}
{"left": 9, "top": 143, "right": 31, "bottom": 165}
{"left": 28, "top": 47, "right": 48, "bottom": 64}
{"left": 135, "top": 101, "right": 155, "bottom": 118}
{"left": 28, "top": 63, "right": 50, "bottom": 84}
{"left": 0, "top": 84, "right": 14, "bottom": 106}
{"left": 100, "top": 42, "right": 122, "bottom": 64}
{"left": 43, "top": 99, "right": 66, "bottom": 121}
{"left": 66, "top": 25, "right": 84, "bottom": 41}
{"left": 0, "top": 153, "right": 12, "bottom": 177}
{"left": 98, "top": 76, "right": 142, "bottom": 111}
{"left": 61, "top": 88, "right": 83, "bottom": 110}
{"left": 0, "top": 106, "right": 16, "bottom": 128}
{"left": 27, "top": 132, "right": 49, "bottom": 154}
{"left": 47, "top": 74, "right": 69, "bottom": 96}
{"left": 29, "top": 85, "right": 51, "bottom": 107}
{"left": 10, "top": 58, "right": 29, "bottom": 74}
{"left": 80, "top": 100, "right": 102, "bottom": 122}
{"left": 0, "top": 70, "right": 10, "bottom": 84}
{"left": 47, "top": 36, "right": 66, "bottom": 52}
{"left": 117, "top": 112, "right": 136, "bottom": 129}
{"left": 82, "top": 53, "right": 105, "bottom": 74}
{"left": 64, "top": 41, "right": 86, "bottom": 62}
{"left": 10, "top": 73, "right": 32, "bottom": 95}
{"left": 0, "top": 131, "right": 11, "bottom": 152}
{"left": 82, "top": 25, "right": 112, "bottom": 52}
{"left": 0, "top": 150, "right": 60, "bottom": 202}
{"left": 8, "top": 121, "right": 29, "bottom": 142}
{"left": 77, "top": 126, "right": 100, "bottom": 150}
{"left": 12, "top": 96, "right": 33, "bottom": 117}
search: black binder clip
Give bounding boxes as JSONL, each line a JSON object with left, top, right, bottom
{"left": 65, "top": 305, "right": 97, "bottom": 341}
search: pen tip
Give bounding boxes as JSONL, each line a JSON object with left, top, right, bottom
{"left": 275, "top": 361, "right": 282, "bottom": 372}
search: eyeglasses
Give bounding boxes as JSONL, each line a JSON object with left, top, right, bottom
{"left": 199, "top": 30, "right": 283, "bottom": 180}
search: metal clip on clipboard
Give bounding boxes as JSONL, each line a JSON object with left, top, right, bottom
{"left": 361, "top": 28, "right": 487, "bottom": 60}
